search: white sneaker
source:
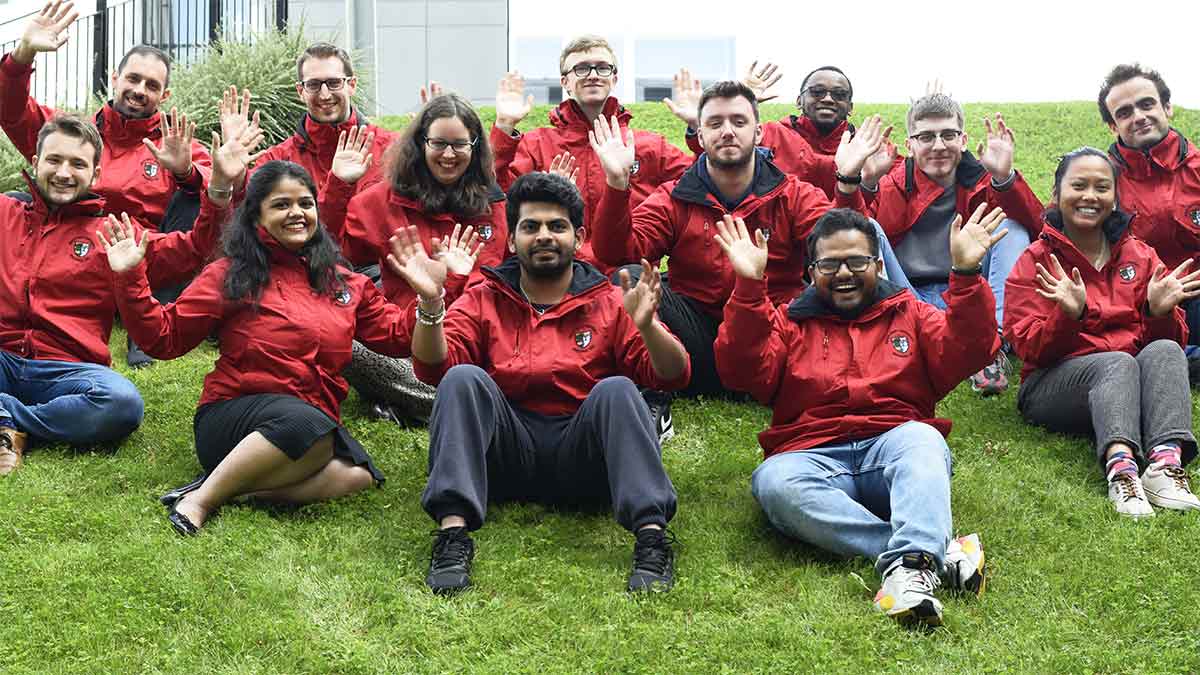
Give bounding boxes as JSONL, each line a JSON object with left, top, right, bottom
{"left": 1108, "top": 473, "right": 1155, "bottom": 518}
{"left": 944, "top": 533, "right": 986, "bottom": 596}
{"left": 1142, "top": 462, "right": 1200, "bottom": 511}
{"left": 874, "top": 553, "right": 943, "bottom": 627}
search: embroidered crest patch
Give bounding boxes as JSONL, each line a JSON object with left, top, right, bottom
{"left": 71, "top": 237, "right": 91, "bottom": 259}
{"left": 630, "top": 159, "right": 640, "bottom": 176}
{"left": 478, "top": 224, "right": 494, "bottom": 241}
{"left": 1118, "top": 264, "right": 1136, "bottom": 282}
{"left": 1190, "top": 209, "right": 1200, "bottom": 227}
{"left": 334, "top": 288, "right": 352, "bottom": 306}
{"left": 758, "top": 226, "right": 772, "bottom": 242}
{"left": 574, "top": 327, "right": 594, "bottom": 350}
{"left": 890, "top": 332, "right": 911, "bottom": 355}
{"left": 142, "top": 161, "right": 159, "bottom": 179}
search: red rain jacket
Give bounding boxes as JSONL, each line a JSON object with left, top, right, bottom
{"left": 591, "top": 156, "right": 864, "bottom": 316}
{"left": 0, "top": 181, "right": 227, "bottom": 365}
{"left": 1003, "top": 212, "right": 1188, "bottom": 380}
{"left": 714, "top": 273, "right": 1000, "bottom": 458}
{"left": 0, "top": 55, "right": 212, "bottom": 228}
{"left": 1108, "top": 129, "right": 1200, "bottom": 271}
{"left": 113, "top": 234, "right": 414, "bottom": 421}
{"left": 413, "top": 258, "right": 690, "bottom": 416}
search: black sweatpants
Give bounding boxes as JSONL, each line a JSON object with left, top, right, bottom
{"left": 420, "top": 364, "right": 677, "bottom": 532}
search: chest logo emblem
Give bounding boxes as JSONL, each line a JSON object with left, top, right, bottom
{"left": 1118, "top": 264, "right": 1136, "bottom": 282}
{"left": 1190, "top": 209, "right": 1200, "bottom": 227}
{"left": 478, "top": 224, "right": 494, "bottom": 241}
{"left": 71, "top": 238, "right": 91, "bottom": 259}
{"left": 142, "top": 161, "right": 159, "bottom": 179}
{"left": 334, "top": 288, "right": 352, "bottom": 306}
{"left": 890, "top": 332, "right": 911, "bottom": 355}
{"left": 574, "top": 327, "right": 594, "bottom": 351}
{"left": 630, "top": 159, "right": 640, "bottom": 176}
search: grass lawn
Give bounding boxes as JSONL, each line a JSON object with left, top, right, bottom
{"left": 3, "top": 102, "right": 1200, "bottom": 674}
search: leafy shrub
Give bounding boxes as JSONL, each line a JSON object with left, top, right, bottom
{"left": 0, "top": 135, "right": 28, "bottom": 194}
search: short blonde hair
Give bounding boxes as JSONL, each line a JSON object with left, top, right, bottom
{"left": 559, "top": 35, "right": 617, "bottom": 75}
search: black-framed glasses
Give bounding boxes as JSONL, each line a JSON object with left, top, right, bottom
{"left": 802, "top": 86, "right": 851, "bottom": 102}
{"left": 300, "top": 77, "right": 350, "bottom": 93}
{"left": 908, "top": 129, "right": 963, "bottom": 146}
{"left": 565, "top": 62, "right": 616, "bottom": 78}
{"left": 424, "top": 137, "right": 478, "bottom": 153}
{"left": 811, "top": 255, "right": 877, "bottom": 275}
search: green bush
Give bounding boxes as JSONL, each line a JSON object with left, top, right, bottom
{"left": 0, "top": 135, "right": 28, "bottom": 193}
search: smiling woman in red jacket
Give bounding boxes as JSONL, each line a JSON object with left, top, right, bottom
{"left": 1004, "top": 148, "right": 1200, "bottom": 519}
{"left": 101, "top": 160, "right": 435, "bottom": 536}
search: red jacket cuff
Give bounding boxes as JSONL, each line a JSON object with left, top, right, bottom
{"left": 0, "top": 54, "right": 33, "bottom": 77}
{"left": 731, "top": 275, "right": 768, "bottom": 304}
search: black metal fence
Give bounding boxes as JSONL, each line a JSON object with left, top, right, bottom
{"left": 0, "top": 0, "right": 287, "bottom": 110}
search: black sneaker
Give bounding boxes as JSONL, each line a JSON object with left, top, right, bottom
{"left": 126, "top": 336, "right": 154, "bottom": 369}
{"left": 642, "top": 390, "right": 675, "bottom": 445}
{"left": 1189, "top": 355, "right": 1200, "bottom": 388}
{"left": 427, "top": 526, "right": 474, "bottom": 595}
{"left": 627, "top": 527, "right": 675, "bottom": 593}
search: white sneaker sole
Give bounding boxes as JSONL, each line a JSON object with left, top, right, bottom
{"left": 1144, "top": 490, "right": 1200, "bottom": 511}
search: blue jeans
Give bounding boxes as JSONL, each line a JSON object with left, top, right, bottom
{"left": 881, "top": 218, "right": 1030, "bottom": 326}
{"left": 750, "top": 421, "right": 953, "bottom": 575}
{"left": 0, "top": 350, "right": 144, "bottom": 444}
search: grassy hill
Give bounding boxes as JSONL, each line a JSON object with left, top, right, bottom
{"left": 2, "top": 102, "right": 1200, "bottom": 673}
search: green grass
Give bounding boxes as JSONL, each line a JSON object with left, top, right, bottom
{"left": 3, "top": 103, "right": 1200, "bottom": 673}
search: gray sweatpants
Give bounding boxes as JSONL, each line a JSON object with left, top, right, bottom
{"left": 1018, "top": 339, "right": 1196, "bottom": 470}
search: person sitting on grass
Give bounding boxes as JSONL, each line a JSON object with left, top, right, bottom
{"left": 868, "top": 93, "right": 1045, "bottom": 396}
{"left": 1004, "top": 148, "right": 1200, "bottom": 518}
{"left": 713, "top": 205, "right": 1007, "bottom": 627}
{"left": 394, "top": 172, "right": 690, "bottom": 595}
{"left": 0, "top": 114, "right": 256, "bottom": 477}
{"left": 100, "top": 159, "right": 449, "bottom": 535}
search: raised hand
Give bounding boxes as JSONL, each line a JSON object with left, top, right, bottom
{"left": 619, "top": 259, "right": 663, "bottom": 330}
{"left": 330, "top": 125, "right": 375, "bottom": 184}
{"left": 14, "top": 0, "right": 78, "bottom": 64}
{"left": 419, "top": 81, "right": 444, "bottom": 105}
{"left": 924, "top": 79, "right": 949, "bottom": 98}
{"left": 431, "top": 223, "right": 484, "bottom": 277}
{"left": 588, "top": 114, "right": 635, "bottom": 189}
{"left": 742, "top": 60, "right": 782, "bottom": 103}
{"left": 662, "top": 67, "right": 702, "bottom": 129}
{"left": 142, "top": 108, "right": 196, "bottom": 179}
{"left": 950, "top": 202, "right": 1008, "bottom": 271}
{"left": 834, "top": 114, "right": 888, "bottom": 180}
{"left": 713, "top": 214, "right": 768, "bottom": 280}
{"left": 548, "top": 152, "right": 578, "bottom": 185}
{"left": 495, "top": 71, "right": 534, "bottom": 133}
{"left": 1034, "top": 254, "right": 1087, "bottom": 320}
{"left": 862, "top": 136, "right": 898, "bottom": 188}
{"left": 96, "top": 212, "right": 148, "bottom": 273}
{"left": 210, "top": 119, "right": 266, "bottom": 194}
{"left": 977, "top": 113, "right": 1015, "bottom": 182}
{"left": 386, "top": 226, "right": 447, "bottom": 302}
{"left": 1147, "top": 259, "right": 1200, "bottom": 317}
{"left": 219, "top": 86, "right": 257, "bottom": 142}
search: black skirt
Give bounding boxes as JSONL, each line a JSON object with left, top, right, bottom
{"left": 193, "top": 394, "right": 384, "bottom": 484}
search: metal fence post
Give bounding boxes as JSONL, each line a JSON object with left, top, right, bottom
{"left": 208, "top": 0, "right": 221, "bottom": 42}
{"left": 275, "top": 0, "right": 287, "bottom": 31}
{"left": 92, "top": 0, "right": 109, "bottom": 100}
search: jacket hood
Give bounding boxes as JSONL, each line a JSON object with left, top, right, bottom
{"left": 1042, "top": 207, "right": 1134, "bottom": 249}
{"left": 95, "top": 102, "right": 162, "bottom": 144}
{"left": 671, "top": 151, "right": 787, "bottom": 207}
{"left": 483, "top": 256, "right": 611, "bottom": 306}
{"left": 548, "top": 97, "right": 629, "bottom": 134}
{"left": 904, "top": 150, "right": 987, "bottom": 194}
{"left": 20, "top": 171, "right": 106, "bottom": 219}
{"left": 1109, "top": 128, "right": 1190, "bottom": 177}
{"left": 786, "top": 277, "right": 907, "bottom": 322}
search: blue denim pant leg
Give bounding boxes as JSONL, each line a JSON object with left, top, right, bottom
{"left": 982, "top": 218, "right": 1031, "bottom": 327}
{"left": 870, "top": 218, "right": 910, "bottom": 284}
{"left": 0, "top": 351, "right": 144, "bottom": 444}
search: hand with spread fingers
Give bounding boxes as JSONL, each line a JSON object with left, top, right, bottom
{"left": 663, "top": 67, "right": 702, "bottom": 130}
{"left": 834, "top": 114, "right": 888, "bottom": 187}
{"left": 713, "top": 214, "right": 768, "bottom": 281}
{"left": 97, "top": 212, "right": 148, "bottom": 273}
{"left": 978, "top": 113, "right": 1016, "bottom": 183}
{"left": 209, "top": 119, "right": 266, "bottom": 202}
{"left": 742, "top": 60, "right": 782, "bottom": 103}
{"left": 1034, "top": 253, "right": 1088, "bottom": 320}
{"left": 862, "top": 136, "right": 899, "bottom": 189}
{"left": 419, "top": 81, "right": 444, "bottom": 105}
{"left": 548, "top": 152, "right": 579, "bottom": 185}
{"left": 588, "top": 114, "right": 636, "bottom": 190}
{"left": 387, "top": 225, "right": 448, "bottom": 303}
{"left": 950, "top": 202, "right": 1008, "bottom": 271}
{"left": 218, "top": 86, "right": 260, "bottom": 142}
{"left": 330, "top": 125, "right": 376, "bottom": 184}
{"left": 432, "top": 223, "right": 484, "bottom": 277}
{"left": 142, "top": 108, "right": 197, "bottom": 180}
{"left": 13, "top": 0, "right": 78, "bottom": 64}
{"left": 619, "top": 259, "right": 663, "bottom": 330}
{"left": 1147, "top": 259, "right": 1200, "bottom": 318}
{"left": 495, "top": 71, "right": 535, "bottom": 134}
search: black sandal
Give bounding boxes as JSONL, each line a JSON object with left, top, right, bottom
{"left": 160, "top": 473, "right": 207, "bottom": 509}
{"left": 167, "top": 508, "right": 200, "bottom": 536}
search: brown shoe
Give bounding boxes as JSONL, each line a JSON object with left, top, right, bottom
{"left": 0, "top": 427, "right": 28, "bottom": 476}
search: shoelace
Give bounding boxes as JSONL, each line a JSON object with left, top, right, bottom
{"left": 1162, "top": 465, "right": 1193, "bottom": 492}
{"left": 632, "top": 529, "right": 677, "bottom": 574}
{"left": 430, "top": 528, "right": 472, "bottom": 570}
{"left": 0, "top": 434, "right": 12, "bottom": 453}
{"left": 911, "top": 568, "right": 940, "bottom": 594}
{"left": 1111, "top": 473, "right": 1144, "bottom": 502}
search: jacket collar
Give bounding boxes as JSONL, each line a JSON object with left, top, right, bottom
{"left": 671, "top": 151, "right": 787, "bottom": 208}
{"left": 20, "top": 171, "right": 106, "bottom": 219}
{"left": 1109, "top": 128, "right": 1190, "bottom": 178}
{"left": 483, "top": 256, "right": 610, "bottom": 308}
{"left": 95, "top": 102, "right": 162, "bottom": 144}
{"left": 1042, "top": 208, "right": 1134, "bottom": 249}
{"left": 904, "top": 150, "right": 987, "bottom": 195}
{"left": 388, "top": 181, "right": 506, "bottom": 211}
{"left": 257, "top": 226, "right": 311, "bottom": 269}
{"left": 296, "top": 109, "right": 367, "bottom": 151}
{"left": 547, "top": 97, "right": 628, "bottom": 136}
{"left": 786, "top": 277, "right": 907, "bottom": 323}
{"left": 790, "top": 115, "right": 851, "bottom": 153}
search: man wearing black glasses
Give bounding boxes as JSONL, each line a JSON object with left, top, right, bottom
{"left": 489, "top": 35, "right": 694, "bottom": 273}
{"left": 868, "top": 93, "right": 1044, "bottom": 396}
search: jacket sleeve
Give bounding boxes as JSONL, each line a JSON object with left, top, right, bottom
{"left": 866, "top": 173, "right": 910, "bottom": 243}
{"left": 318, "top": 173, "right": 357, "bottom": 250}
{"left": 684, "top": 128, "right": 703, "bottom": 156}
{"left": 352, "top": 280, "right": 415, "bottom": 358}
{"left": 1002, "top": 249, "right": 1096, "bottom": 368}
{"left": 981, "top": 171, "right": 1045, "bottom": 237}
{"left": 612, "top": 296, "right": 691, "bottom": 392}
{"left": 143, "top": 191, "right": 232, "bottom": 287}
{"left": 1140, "top": 249, "right": 1190, "bottom": 345}
{"left": 0, "top": 55, "right": 55, "bottom": 160}
{"left": 591, "top": 183, "right": 675, "bottom": 267}
{"left": 713, "top": 276, "right": 794, "bottom": 404}
{"left": 917, "top": 272, "right": 1001, "bottom": 397}
{"left": 490, "top": 125, "right": 536, "bottom": 191}
{"left": 112, "top": 259, "right": 226, "bottom": 359}
{"left": 655, "top": 134, "right": 694, "bottom": 181}
{"left": 339, "top": 187, "right": 395, "bottom": 266}
{"left": 411, "top": 288, "right": 487, "bottom": 385}
{"left": 167, "top": 140, "right": 213, "bottom": 193}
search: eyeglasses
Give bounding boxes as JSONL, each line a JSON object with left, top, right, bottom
{"left": 300, "top": 77, "right": 350, "bottom": 93}
{"left": 908, "top": 129, "right": 963, "bottom": 146}
{"left": 811, "top": 255, "right": 877, "bottom": 275}
{"left": 802, "top": 86, "right": 851, "bottom": 102}
{"left": 565, "top": 62, "right": 616, "bottom": 78}
{"left": 424, "top": 137, "right": 478, "bottom": 153}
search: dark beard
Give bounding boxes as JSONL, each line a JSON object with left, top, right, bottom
{"left": 707, "top": 148, "right": 754, "bottom": 170}
{"left": 520, "top": 248, "right": 574, "bottom": 279}
{"left": 112, "top": 97, "right": 153, "bottom": 119}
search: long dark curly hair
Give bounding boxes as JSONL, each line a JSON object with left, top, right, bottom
{"left": 386, "top": 93, "right": 496, "bottom": 217}
{"left": 221, "top": 160, "right": 346, "bottom": 302}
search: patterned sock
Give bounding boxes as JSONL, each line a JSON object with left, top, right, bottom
{"left": 1105, "top": 451, "right": 1139, "bottom": 482}
{"left": 1148, "top": 443, "right": 1183, "bottom": 468}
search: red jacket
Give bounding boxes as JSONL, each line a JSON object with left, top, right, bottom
{"left": 490, "top": 97, "right": 694, "bottom": 269}
{"left": 591, "top": 155, "right": 864, "bottom": 316}
{"left": 1003, "top": 212, "right": 1188, "bottom": 380}
{"left": 323, "top": 176, "right": 508, "bottom": 312}
{"left": 1108, "top": 129, "right": 1200, "bottom": 271}
{"left": 0, "top": 55, "right": 212, "bottom": 228}
{"left": 253, "top": 110, "right": 398, "bottom": 205}
{"left": 686, "top": 116, "right": 844, "bottom": 198}
{"left": 113, "top": 234, "right": 414, "bottom": 422}
{"left": 869, "top": 153, "right": 1045, "bottom": 245}
{"left": 0, "top": 180, "right": 227, "bottom": 366}
{"left": 412, "top": 258, "right": 691, "bottom": 416}
{"left": 714, "top": 273, "right": 1000, "bottom": 458}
